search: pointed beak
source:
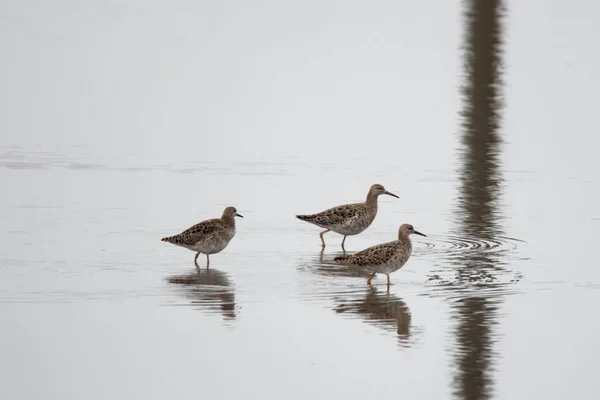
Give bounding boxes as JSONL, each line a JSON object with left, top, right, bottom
{"left": 384, "top": 190, "right": 399, "bottom": 199}
{"left": 413, "top": 230, "right": 426, "bottom": 237}
{"left": 236, "top": 213, "right": 244, "bottom": 218}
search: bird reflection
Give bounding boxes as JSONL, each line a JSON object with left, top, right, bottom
{"left": 296, "top": 251, "right": 414, "bottom": 346}
{"left": 306, "top": 249, "right": 372, "bottom": 279}
{"left": 166, "top": 268, "right": 236, "bottom": 321}
{"left": 334, "top": 287, "right": 412, "bottom": 347}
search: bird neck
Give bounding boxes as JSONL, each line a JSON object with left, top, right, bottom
{"left": 221, "top": 215, "right": 236, "bottom": 226}
{"left": 365, "top": 192, "right": 379, "bottom": 209}
{"left": 398, "top": 232, "right": 412, "bottom": 243}
{"left": 399, "top": 235, "right": 412, "bottom": 254}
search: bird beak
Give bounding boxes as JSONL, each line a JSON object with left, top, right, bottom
{"left": 236, "top": 213, "right": 244, "bottom": 218}
{"left": 413, "top": 230, "right": 426, "bottom": 237}
{"left": 384, "top": 190, "right": 399, "bottom": 199}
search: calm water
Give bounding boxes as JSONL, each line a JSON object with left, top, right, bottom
{"left": 2, "top": 1, "right": 600, "bottom": 399}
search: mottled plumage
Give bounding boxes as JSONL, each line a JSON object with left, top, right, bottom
{"left": 296, "top": 184, "right": 399, "bottom": 249}
{"left": 334, "top": 224, "right": 426, "bottom": 286}
{"left": 162, "top": 206, "right": 243, "bottom": 268}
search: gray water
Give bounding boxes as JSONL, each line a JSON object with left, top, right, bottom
{"left": 1, "top": 1, "right": 600, "bottom": 399}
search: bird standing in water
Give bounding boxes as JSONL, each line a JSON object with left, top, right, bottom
{"left": 334, "top": 224, "right": 426, "bottom": 286}
{"left": 161, "top": 206, "right": 243, "bottom": 268}
{"left": 296, "top": 184, "right": 399, "bottom": 250}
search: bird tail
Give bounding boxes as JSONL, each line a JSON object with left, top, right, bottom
{"left": 296, "top": 214, "right": 315, "bottom": 222}
{"left": 334, "top": 255, "right": 352, "bottom": 263}
{"left": 161, "top": 235, "right": 180, "bottom": 244}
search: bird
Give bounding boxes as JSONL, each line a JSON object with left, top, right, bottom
{"left": 161, "top": 206, "right": 243, "bottom": 268}
{"left": 296, "top": 184, "right": 399, "bottom": 250}
{"left": 333, "top": 223, "right": 426, "bottom": 286}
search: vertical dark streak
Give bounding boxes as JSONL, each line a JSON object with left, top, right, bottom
{"left": 459, "top": 0, "right": 504, "bottom": 239}
{"left": 453, "top": 1, "right": 505, "bottom": 399}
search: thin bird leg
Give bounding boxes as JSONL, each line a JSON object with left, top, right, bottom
{"left": 319, "top": 229, "right": 330, "bottom": 247}
{"left": 386, "top": 274, "right": 391, "bottom": 286}
{"left": 341, "top": 235, "right": 347, "bottom": 251}
{"left": 206, "top": 254, "right": 210, "bottom": 269}
{"left": 194, "top": 252, "right": 200, "bottom": 267}
{"left": 367, "top": 272, "right": 376, "bottom": 285}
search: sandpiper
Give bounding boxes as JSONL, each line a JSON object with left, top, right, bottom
{"left": 334, "top": 224, "right": 426, "bottom": 286}
{"left": 161, "top": 206, "right": 243, "bottom": 268}
{"left": 296, "top": 184, "right": 399, "bottom": 250}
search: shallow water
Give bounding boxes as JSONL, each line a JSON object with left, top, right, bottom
{"left": 2, "top": 1, "right": 600, "bottom": 399}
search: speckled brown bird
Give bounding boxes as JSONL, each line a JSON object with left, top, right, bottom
{"left": 334, "top": 223, "right": 426, "bottom": 286}
{"left": 161, "top": 206, "right": 243, "bottom": 268}
{"left": 296, "top": 184, "right": 399, "bottom": 250}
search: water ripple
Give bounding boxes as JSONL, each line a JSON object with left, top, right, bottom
{"left": 415, "top": 234, "right": 524, "bottom": 255}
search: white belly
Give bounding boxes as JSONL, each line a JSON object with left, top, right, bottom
{"left": 366, "top": 253, "right": 410, "bottom": 275}
{"left": 329, "top": 215, "right": 375, "bottom": 236}
{"left": 183, "top": 229, "right": 235, "bottom": 255}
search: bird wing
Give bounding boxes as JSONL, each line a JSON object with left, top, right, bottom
{"left": 348, "top": 241, "right": 398, "bottom": 266}
{"left": 176, "top": 218, "right": 225, "bottom": 245}
{"left": 308, "top": 203, "right": 363, "bottom": 227}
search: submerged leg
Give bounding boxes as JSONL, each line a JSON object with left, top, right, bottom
{"left": 367, "top": 272, "right": 376, "bottom": 285}
{"left": 206, "top": 254, "right": 210, "bottom": 269}
{"left": 194, "top": 252, "right": 200, "bottom": 267}
{"left": 319, "top": 229, "right": 330, "bottom": 247}
{"left": 341, "top": 235, "right": 347, "bottom": 251}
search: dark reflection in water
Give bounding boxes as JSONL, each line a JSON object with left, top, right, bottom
{"left": 451, "top": 1, "right": 506, "bottom": 399}
{"left": 310, "top": 249, "right": 372, "bottom": 279}
{"left": 166, "top": 268, "right": 236, "bottom": 321}
{"left": 334, "top": 287, "right": 413, "bottom": 347}
{"left": 296, "top": 251, "right": 415, "bottom": 346}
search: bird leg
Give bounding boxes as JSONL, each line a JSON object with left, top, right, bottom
{"left": 319, "top": 229, "right": 330, "bottom": 247}
{"left": 386, "top": 274, "right": 391, "bottom": 286}
{"left": 367, "top": 272, "right": 376, "bottom": 285}
{"left": 341, "top": 235, "right": 347, "bottom": 251}
{"left": 206, "top": 254, "right": 210, "bottom": 269}
{"left": 194, "top": 252, "right": 200, "bottom": 267}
